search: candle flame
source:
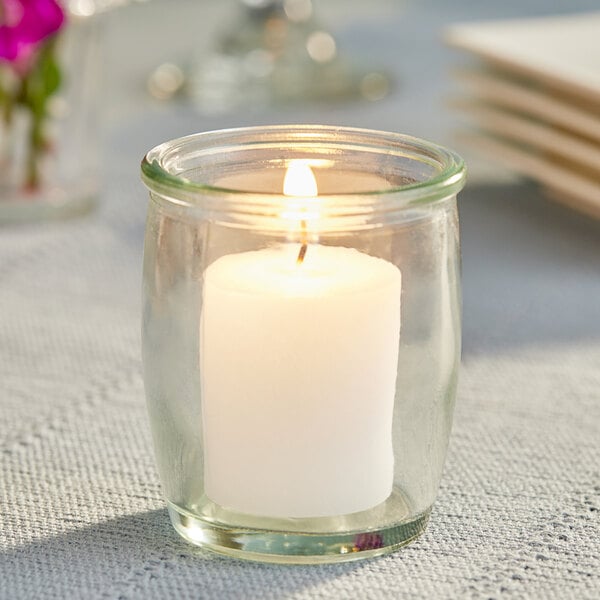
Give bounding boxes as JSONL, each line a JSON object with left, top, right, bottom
{"left": 283, "top": 161, "right": 318, "bottom": 197}
{"left": 283, "top": 161, "right": 318, "bottom": 266}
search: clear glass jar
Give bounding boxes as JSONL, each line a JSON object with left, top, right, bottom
{"left": 0, "top": 11, "right": 101, "bottom": 222}
{"left": 140, "top": 125, "right": 466, "bottom": 564}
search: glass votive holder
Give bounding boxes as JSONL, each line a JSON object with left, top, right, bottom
{"left": 140, "top": 125, "right": 466, "bottom": 564}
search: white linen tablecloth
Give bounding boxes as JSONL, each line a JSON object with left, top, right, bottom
{"left": 1, "top": 1, "right": 599, "bottom": 597}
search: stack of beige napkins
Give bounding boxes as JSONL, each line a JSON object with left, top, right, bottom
{"left": 446, "top": 12, "right": 600, "bottom": 218}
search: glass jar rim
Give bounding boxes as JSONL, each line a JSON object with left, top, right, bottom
{"left": 140, "top": 125, "right": 466, "bottom": 224}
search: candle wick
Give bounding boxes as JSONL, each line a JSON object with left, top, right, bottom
{"left": 296, "top": 219, "right": 308, "bottom": 265}
{"left": 296, "top": 243, "right": 307, "bottom": 265}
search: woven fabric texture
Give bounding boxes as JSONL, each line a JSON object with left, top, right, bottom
{"left": 2, "top": 1, "right": 600, "bottom": 598}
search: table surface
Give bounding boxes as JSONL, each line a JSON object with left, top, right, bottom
{"left": 1, "top": 1, "right": 599, "bottom": 598}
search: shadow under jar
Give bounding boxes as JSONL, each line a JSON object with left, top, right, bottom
{"left": 140, "top": 125, "right": 466, "bottom": 564}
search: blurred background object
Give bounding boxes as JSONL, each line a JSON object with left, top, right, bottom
{"left": 148, "top": 0, "right": 392, "bottom": 112}
{"left": 0, "top": 0, "right": 148, "bottom": 223}
{"left": 0, "top": 1, "right": 95, "bottom": 222}
{"left": 446, "top": 12, "right": 600, "bottom": 219}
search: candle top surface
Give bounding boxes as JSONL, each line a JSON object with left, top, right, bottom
{"left": 204, "top": 245, "right": 401, "bottom": 297}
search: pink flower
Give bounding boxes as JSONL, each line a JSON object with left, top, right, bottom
{"left": 0, "top": 0, "right": 65, "bottom": 64}
{"left": 353, "top": 532, "right": 384, "bottom": 551}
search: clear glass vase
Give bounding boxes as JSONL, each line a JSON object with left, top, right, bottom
{"left": 0, "top": 11, "right": 101, "bottom": 222}
{"left": 140, "top": 125, "right": 466, "bottom": 564}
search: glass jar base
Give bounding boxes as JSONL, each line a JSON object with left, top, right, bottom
{"left": 167, "top": 502, "right": 431, "bottom": 564}
{"left": 0, "top": 187, "right": 98, "bottom": 223}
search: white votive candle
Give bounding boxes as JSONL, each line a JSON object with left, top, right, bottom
{"left": 200, "top": 243, "right": 401, "bottom": 518}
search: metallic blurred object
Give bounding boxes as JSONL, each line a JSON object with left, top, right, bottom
{"left": 147, "top": 63, "right": 186, "bottom": 100}
{"left": 183, "top": 0, "right": 391, "bottom": 113}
